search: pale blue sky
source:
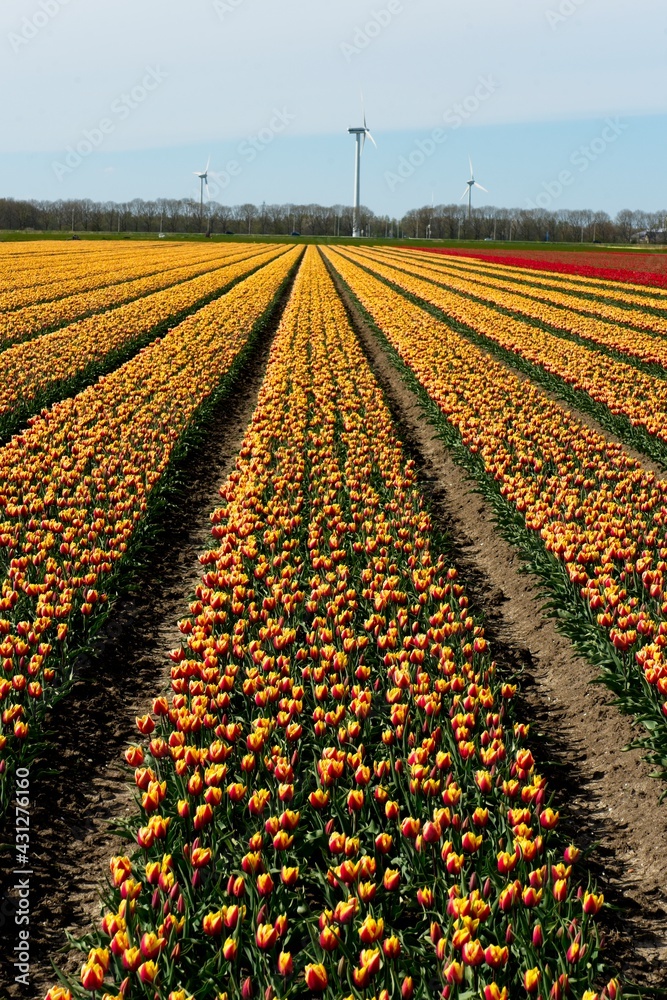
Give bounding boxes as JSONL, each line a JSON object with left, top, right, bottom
{"left": 2, "top": 0, "right": 666, "bottom": 216}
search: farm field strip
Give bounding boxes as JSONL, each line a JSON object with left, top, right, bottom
{"left": 0, "top": 244, "right": 277, "bottom": 347}
{"left": 402, "top": 250, "right": 667, "bottom": 311}
{"left": 0, "top": 244, "right": 240, "bottom": 311}
{"left": 406, "top": 249, "right": 667, "bottom": 305}
{"left": 0, "top": 245, "right": 302, "bottom": 813}
{"left": 324, "top": 246, "right": 667, "bottom": 772}
{"left": 46, "top": 246, "right": 604, "bottom": 1000}
{"left": 343, "top": 247, "right": 667, "bottom": 465}
{"left": 416, "top": 247, "right": 667, "bottom": 290}
{"left": 0, "top": 242, "right": 195, "bottom": 283}
{"left": 0, "top": 243, "right": 164, "bottom": 289}
{"left": 359, "top": 248, "right": 667, "bottom": 369}
{"left": 381, "top": 248, "right": 667, "bottom": 322}
{"left": 0, "top": 244, "right": 290, "bottom": 444}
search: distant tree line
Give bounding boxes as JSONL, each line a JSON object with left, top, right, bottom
{"left": 1, "top": 196, "right": 665, "bottom": 243}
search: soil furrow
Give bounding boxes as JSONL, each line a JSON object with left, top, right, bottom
{"left": 324, "top": 251, "right": 667, "bottom": 991}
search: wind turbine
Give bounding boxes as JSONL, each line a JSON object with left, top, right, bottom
{"left": 460, "top": 157, "right": 488, "bottom": 221}
{"left": 194, "top": 156, "right": 210, "bottom": 233}
{"left": 348, "top": 97, "right": 376, "bottom": 238}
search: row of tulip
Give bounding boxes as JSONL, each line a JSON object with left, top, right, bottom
{"left": 46, "top": 246, "right": 606, "bottom": 1000}
{"left": 0, "top": 250, "right": 160, "bottom": 297}
{"left": 359, "top": 248, "right": 667, "bottom": 370}
{"left": 0, "top": 246, "right": 303, "bottom": 813}
{"left": 0, "top": 244, "right": 238, "bottom": 315}
{"left": 0, "top": 244, "right": 287, "bottom": 445}
{"left": 1, "top": 245, "right": 166, "bottom": 293}
{"left": 1, "top": 245, "right": 273, "bottom": 347}
{"left": 341, "top": 247, "right": 667, "bottom": 465}
{"left": 324, "top": 246, "right": 667, "bottom": 774}
{"left": 416, "top": 248, "right": 667, "bottom": 291}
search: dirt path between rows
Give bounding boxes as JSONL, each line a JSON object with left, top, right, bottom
{"left": 324, "top": 253, "right": 667, "bottom": 991}
{"left": 0, "top": 299, "right": 284, "bottom": 1000}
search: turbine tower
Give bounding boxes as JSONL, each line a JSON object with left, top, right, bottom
{"left": 460, "top": 157, "right": 488, "bottom": 221}
{"left": 194, "top": 156, "right": 211, "bottom": 233}
{"left": 348, "top": 99, "right": 376, "bottom": 238}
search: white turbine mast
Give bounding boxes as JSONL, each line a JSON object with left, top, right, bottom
{"left": 460, "top": 156, "right": 488, "bottom": 221}
{"left": 348, "top": 95, "right": 376, "bottom": 238}
{"left": 194, "top": 155, "right": 211, "bottom": 232}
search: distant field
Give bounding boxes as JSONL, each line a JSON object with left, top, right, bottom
{"left": 4, "top": 228, "right": 667, "bottom": 257}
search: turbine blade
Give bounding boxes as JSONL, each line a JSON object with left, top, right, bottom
{"left": 366, "top": 129, "right": 377, "bottom": 148}
{"left": 460, "top": 188, "right": 470, "bottom": 200}
{"left": 205, "top": 155, "right": 211, "bottom": 173}
{"left": 469, "top": 155, "right": 474, "bottom": 179}
{"left": 361, "top": 131, "right": 366, "bottom": 154}
{"left": 361, "top": 88, "right": 366, "bottom": 128}
{"left": 475, "top": 183, "right": 488, "bottom": 193}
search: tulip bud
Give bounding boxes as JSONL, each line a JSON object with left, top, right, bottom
{"left": 524, "top": 969, "right": 541, "bottom": 994}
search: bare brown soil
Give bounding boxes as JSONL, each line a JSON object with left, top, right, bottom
{"left": 0, "top": 319, "right": 279, "bottom": 1000}
{"left": 325, "top": 253, "right": 667, "bottom": 991}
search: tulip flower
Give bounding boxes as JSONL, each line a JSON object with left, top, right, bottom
{"left": 277, "top": 951, "right": 293, "bottom": 976}
{"left": 80, "top": 961, "right": 105, "bottom": 991}
{"left": 333, "top": 898, "right": 358, "bottom": 924}
{"left": 383, "top": 868, "right": 400, "bottom": 891}
{"left": 383, "top": 935, "right": 401, "bottom": 958}
{"left": 319, "top": 926, "right": 340, "bottom": 951}
{"left": 304, "top": 964, "right": 328, "bottom": 991}
{"left": 203, "top": 911, "right": 223, "bottom": 936}
{"left": 280, "top": 865, "right": 298, "bottom": 885}
{"left": 417, "top": 886, "right": 434, "bottom": 907}
{"left": 137, "top": 961, "right": 158, "bottom": 984}
{"left": 121, "top": 947, "right": 142, "bottom": 972}
{"left": 483, "top": 987, "right": 509, "bottom": 1000}
{"left": 359, "top": 915, "right": 384, "bottom": 943}
{"left": 484, "top": 944, "right": 509, "bottom": 968}
{"left": 444, "top": 961, "right": 464, "bottom": 985}
{"left": 223, "top": 937, "right": 239, "bottom": 961}
{"left": 583, "top": 891, "right": 604, "bottom": 914}
{"left": 524, "top": 968, "right": 541, "bottom": 993}
{"left": 461, "top": 938, "right": 485, "bottom": 966}
{"left": 256, "top": 923, "right": 278, "bottom": 950}
{"left": 140, "top": 932, "right": 164, "bottom": 958}
{"left": 257, "top": 873, "right": 274, "bottom": 896}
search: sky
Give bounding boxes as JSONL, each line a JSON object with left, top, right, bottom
{"left": 2, "top": 0, "right": 666, "bottom": 218}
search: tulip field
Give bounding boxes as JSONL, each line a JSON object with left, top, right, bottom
{"left": 5, "top": 238, "right": 667, "bottom": 997}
